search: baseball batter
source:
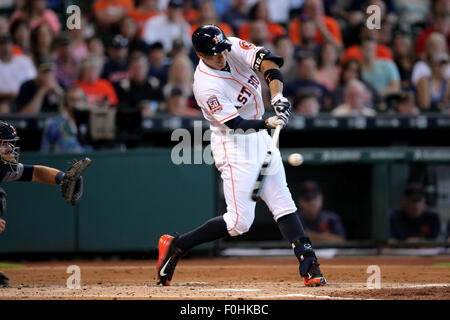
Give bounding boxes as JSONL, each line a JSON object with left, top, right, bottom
{"left": 0, "top": 121, "right": 90, "bottom": 287}
{"left": 157, "top": 25, "right": 326, "bottom": 287}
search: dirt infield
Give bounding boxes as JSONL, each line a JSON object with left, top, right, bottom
{"left": 0, "top": 256, "right": 449, "bottom": 300}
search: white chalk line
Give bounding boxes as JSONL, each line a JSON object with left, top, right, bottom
{"left": 0, "top": 283, "right": 448, "bottom": 300}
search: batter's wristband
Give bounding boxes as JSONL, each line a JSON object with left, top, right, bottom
{"left": 264, "top": 68, "right": 284, "bottom": 86}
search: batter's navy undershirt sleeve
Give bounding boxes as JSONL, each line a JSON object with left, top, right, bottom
{"left": 225, "top": 116, "right": 267, "bottom": 131}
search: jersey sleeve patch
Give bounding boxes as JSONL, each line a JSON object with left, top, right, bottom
{"left": 207, "top": 95, "right": 223, "bottom": 114}
{"left": 239, "top": 40, "right": 255, "bottom": 50}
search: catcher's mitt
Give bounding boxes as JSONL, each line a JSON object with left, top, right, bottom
{"left": 61, "top": 157, "right": 92, "bottom": 205}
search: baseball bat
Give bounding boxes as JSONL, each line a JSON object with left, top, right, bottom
{"left": 251, "top": 125, "right": 282, "bottom": 202}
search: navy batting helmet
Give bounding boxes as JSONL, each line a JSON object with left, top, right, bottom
{"left": 192, "top": 24, "right": 232, "bottom": 56}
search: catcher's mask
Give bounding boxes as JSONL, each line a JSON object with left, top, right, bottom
{"left": 0, "top": 121, "right": 20, "bottom": 171}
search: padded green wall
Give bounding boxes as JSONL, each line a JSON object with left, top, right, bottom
{"left": 0, "top": 148, "right": 215, "bottom": 253}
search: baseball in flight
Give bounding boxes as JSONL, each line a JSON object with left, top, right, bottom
{"left": 288, "top": 153, "right": 304, "bottom": 166}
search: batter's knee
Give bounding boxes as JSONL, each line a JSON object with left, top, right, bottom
{"left": 223, "top": 211, "right": 254, "bottom": 237}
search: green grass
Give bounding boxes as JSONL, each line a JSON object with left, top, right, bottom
{"left": 0, "top": 263, "right": 25, "bottom": 269}
{"left": 433, "top": 262, "right": 450, "bottom": 267}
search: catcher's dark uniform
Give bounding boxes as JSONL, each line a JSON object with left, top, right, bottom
{"left": 0, "top": 162, "right": 34, "bottom": 183}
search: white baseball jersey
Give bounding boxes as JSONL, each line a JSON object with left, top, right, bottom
{"left": 193, "top": 37, "right": 266, "bottom": 135}
{"left": 193, "top": 37, "right": 297, "bottom": 237}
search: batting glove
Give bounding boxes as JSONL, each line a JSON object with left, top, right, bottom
{"left": 271, "top": 93, "right": 292, "bottom": 119}
{"left": 265, "top": 114, "right": 289, "bottom": 128}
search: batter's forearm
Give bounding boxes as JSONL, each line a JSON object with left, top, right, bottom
{"left": 268, "top": 79, "right": 284, "bottom": 100}
{"left": 32, "top": 165, "right": 64, "bottom": 185}
{"left": 260, "top": 60, "right": 284, "bottom": 99}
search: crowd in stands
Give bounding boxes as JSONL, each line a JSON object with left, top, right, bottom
{"left": 0, "top": 0, "right": 448, "bottom": 150}
{"left": 0, "top": 0, "right": 449, "bottom": 115}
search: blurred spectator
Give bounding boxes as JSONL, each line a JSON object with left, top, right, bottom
{"left": 238, "top": 1, "right": 285, "bottom": 44}
{"left": 166, "top": 86, "right": 200, "bottom": 117}
{"left": 9, "top": 18, "right": 31, "bottom": 56}
{"left": 87, "top": 37, "right": 106, "bottom": 60}
{"left": 181, "top": 0, "right": 197, "bottom": 25}
{"left": 93, "top": 0, "right": 134, "bottom": 30}
{"left": 163, "top": 54, "right": 195, "bottom": 108}
{"left": 274, "top": 35, "right": 296, "bottom": 83}
{"left": 378, "top": 18, "right": 395, "bottom": 47}
{"left": 412, "top": 32, "right": 450, "bottom": 86}
{"left": 248, "top": 20, "right": 273, "bottom": 49}
{"left": 54, "top": 32, "right": 79, "bottom": 88}
{"left": 0, "top": 16, "right": 8, "bottom": 34}
{"left": 115, "top": 52, "right": 163, "bottom": 116}
{"left": 332, "top": 79, "right": 376, "bottom": 116}
{"left": 289, "top": 0, "right": 343, "bottom": 49}
{"left": 393, "top": 91, "right": 420, "bottom": 115}
{"left": 191, "top": 0, "right": 233, "bottom": 37}
{"left": 128, "top": 0, "right": 159, "bottom": 36}
{"left": 390, "top": 182, "right": 441, "bottom": 241}
{"left": 415, "top": 0, "right": 450, "bottom": 58}
{"left": 415, "top": 52, "right": 450, "bottom": 112}
{"left": 0, "top": 99, "right": 11, "bottom": 114}
{"left": 40, "top": 86, "right": 91, "bottom": 153}
{"left": 142, "top": 0, "right": 191, "bottom": 53}
{"left": 16, "top": 58, "right": 63, "bottom": 114}
{"left": 316, "top": 42, "right": 340, "bottom": 91}
{"left": 0, "top": 1, "right": 14, "bottom": 10}
{"left": 148, "top": 42, "right": 170, "bottom": 88}
{"left": 297, "top": 180, "right": 347, "bottom": 242}
{"left": 169, "top": 39, "right": 189, "bottom": 59}
{"left": 118, "top": 16, "right": 149, "bottom": 54}
{"left": 102, "top": 35, "right": 129, "bottom": 85}
{"left": 266, "top": 0, "right": 298, "bottom": 25}
{"left": 293, "top": 93, "right": 320, "bottom": 116}
{"left": 285, "top": 54, "right": 330, "bottom": 110}
{"left": 30, "top": 23, "right": 54, "bottom": 62}
{"left": 340, "top": 26, "right": 393, "bottom": 64}
{"left": 75, "top": 55, "right": 118, "bottom": 107}
{"left": 332, "top": 58, "right": 381, "bottom": 109}
{"left": 395, "top": 0, "right": 430, "bottom": 31}
{"left": 392, "top": 32, "right": 415, "bottom": 91}
{"left": 222, "top": 0, "right": 249, "bottom": 35}
{"left": 0, "top": 33, "right": 36, "bottom": 102}
{"left": 68, "top": 16, "right": 90, "bottom": 63}
{"left": 293, "top": 15, "right": 320, "bottom": 58}
{"left": 9, "top": 0, "right": 62, "bottom": 34}
{"left": 360, "top": 38, "right": 401, "bottom": 98}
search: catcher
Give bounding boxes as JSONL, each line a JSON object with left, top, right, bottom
{"left": 0, "top": 120, "right": 91, "bottom": 287}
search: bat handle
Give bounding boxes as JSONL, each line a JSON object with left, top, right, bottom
{"left": 268, "top": 125, "right": 282, "bottom": 152}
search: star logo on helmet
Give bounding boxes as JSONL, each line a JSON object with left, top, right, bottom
{"left": 213, "top": 33, "right": 223, "bottom": 44}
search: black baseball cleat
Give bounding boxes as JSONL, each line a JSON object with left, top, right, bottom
{"left": 157, "top": 234, "right": 184, "bottom": 286}
{"left": 302, "top": 260, "right": 327, "bottom": 287}
{"left": 0, "top": 271, "right": 10, "bottom": 288}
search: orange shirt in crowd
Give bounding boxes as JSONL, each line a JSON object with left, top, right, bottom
{"left": 288, "top": 16, "right": 342, "bottom": 46}
{"left": 128, "top": 9, "right": 158, "bottom": 35}
{"left": 75, "top": 79, "right": 118, "bottom": 106}
{"left": 340, "top": 44, "right": 393, "bottom": 64}
{"left": 191, "top": 22, "right": 234, "bottom": 37}
{"left": 238, "top": 22, "right": 285, "bottom": 43}
{"left": 11, "top": 45, "right": 24, "bottom": 56}
{"left": 184, "top": 9, "right": 199, "bottom": 25}
{"left": 93, "top": 0, "right": 134, "bottom": 14}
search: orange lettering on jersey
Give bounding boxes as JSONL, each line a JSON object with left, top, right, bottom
{"left": 239, "top": 40, "right": 255, "bottom": 50}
